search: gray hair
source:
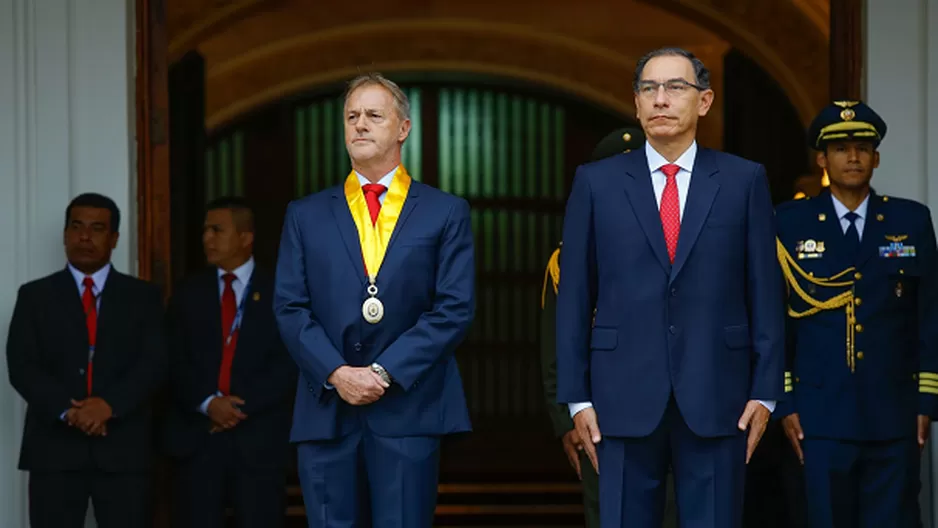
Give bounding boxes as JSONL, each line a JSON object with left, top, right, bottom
{"left": 632, "top": 47, "right": 711, "bottom": 92}
{"left": 344, "top": 72, "right": 411, "bottom": 121}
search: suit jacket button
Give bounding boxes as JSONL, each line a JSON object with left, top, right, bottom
{"left": 670, "top": 288, "right": 677, "bottom": 297}
{"left": 669, "top": 325, "right": 677, "bottom": 334}
{"left": 354, "top": 343, "right": 362, "bottom": 351}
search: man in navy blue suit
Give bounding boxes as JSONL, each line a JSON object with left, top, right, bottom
{"left": 273, "top": 72, "right": 475, "bottom": 527}
{"left": 555, "top": 47, "right": 785, "bottom": 527}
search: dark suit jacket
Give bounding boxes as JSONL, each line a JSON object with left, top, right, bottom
{"left": 164, "top": 266, "right": 296, "bottom": 469}
{"left": 6, "top": 267, "right": 167, "bottom": 472}
{"left": 274, "top": 179, "right": 475, "bottom": 442}
{"left": 556, "top": 147, "right": 786, "bottom": 438}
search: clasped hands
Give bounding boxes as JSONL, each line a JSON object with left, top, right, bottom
{"left": 65, "top": 397, "right": 112, "bottom": 436}
{"left": 327, "top": 365, "right": 390, "bottom": 406}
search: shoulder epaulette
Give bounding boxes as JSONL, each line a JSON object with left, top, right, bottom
{"left": 541, "top": 247, "right": 561, "bottom": 309}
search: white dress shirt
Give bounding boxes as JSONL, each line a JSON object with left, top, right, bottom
{"left": 568, "top": 141, "right": 776, "bottom": 418}
{"left": 200, "top": 257, "right": 256, "bottom": 414}
{"left": 67, "top": 262, "right": 111, "bottom": 311}
{"left": 355, "top": 167, "right": 397, "bottom": 205}
{"left": 831, "top": 193, "right": 869, "bottom": 240}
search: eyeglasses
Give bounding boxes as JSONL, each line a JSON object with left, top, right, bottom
{"left": 636, "top": 79, "right": 705, "bottom": 98}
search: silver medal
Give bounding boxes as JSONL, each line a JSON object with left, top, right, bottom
{"left": 362, "top": 281, "right": 384, "bottom": 324}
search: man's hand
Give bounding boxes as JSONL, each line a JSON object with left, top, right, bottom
{"left": 327, "top": 366, "right": 389, "bottom": 405}
{"left": 65, "top": 407, "right": 105, "bottom": 436}
{"left": 918, "top": 415, "right": 931, "bottom": 451}
{"left": 573, "top": 407, "right": 601, "bottom": 474}
{"left": 207, "top": 396, "right": 247, "bottom": 431}
{"left": 738, "top": 400, "right": 770, "bottom": 464}
{"left": 561, "top": 429, "right": 584, "bottom": 480}
{"left": 70, "top": 398, "right": 112, "bottom": 436}
{"left": 781, "top": 413, "right": 805, "bottom": 464}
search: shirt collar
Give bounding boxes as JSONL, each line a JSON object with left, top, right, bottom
{"left": 67, "top": 262, "right": 112, "bottom": 293}
{"left": 355, "top": 166, "right": 397, "bottom": 189}
{"left": 645, "top": 140, "right": 697, "bottom": 174}
{"left": 830, "top": 192, "right": 870, "bottom": 221}
{"left": 218, "top": 255, "right": 255, "bottom": 285}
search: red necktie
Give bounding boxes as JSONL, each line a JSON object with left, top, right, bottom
{"left": 81, "top": 277, "right": 97, "bottom": 396}
{"left": 361, "top": 184, "right": 386, "bottom": 275}
{"left": 362, "top": 183, "right": 386, "bottom": 225}
{"left": 660, "top": 164, "right": 681, "bottom": 263}
{"left": 218, "top": 273, "right": 238, "bottom": 395}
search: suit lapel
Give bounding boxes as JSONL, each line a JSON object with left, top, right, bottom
{"left": 813, "top": 192, "right": 851, "bottom": 276}
{"left": 670, "top": 149, "right": 719, "bottom": 284}
{"left": 94, "top": 270, "right": 123, "bottom": 363}
{"left": 52, "top": 270, "right": 89, "bottom": 355}
{"left": 385, "top": 183, "right": 421, "bottom": 256}
{"left": 622, "top": 152, "right": 671, "bottom": 274}
{"left": 855, "top": 193, "right": 885, "bottom": 270}
{"left": 331, "top": 189, "right": 368, "bottom": 286}
{"left": 235, "top": 268, "right": 268, "bottom": 357}
{"left": 203, "top": 270, "right": 224, "bottom": 364}
{"left": 377, "top": 184, "right": 422, "bottom": 281}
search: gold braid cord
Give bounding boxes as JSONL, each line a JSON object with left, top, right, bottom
{"left": 776, "top": 237, "right": 859, "bottom": 372}
{"left": 541, "top": 248, "right": 561, "bottom": 309}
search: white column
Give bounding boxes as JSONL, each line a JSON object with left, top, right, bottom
{"left": 0, "top": 1, "right": 136, "bottom": 527}
{"left": 865, "top": 0, "right": 938, "bottom": 524}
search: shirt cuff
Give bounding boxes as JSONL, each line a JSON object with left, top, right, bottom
{"left": 757, "top": 399, "right": 776, "bottom": 413}
{"left": 568, "top": 402, "right": 593, "bottom": 418}
{"left": 324, "top": 382, "right": 334, "bottom": 390}
{"left": 199, "top": 393, "right": 220, "bottom": 415}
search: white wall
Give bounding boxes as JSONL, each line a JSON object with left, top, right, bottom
{"left": 0, "top": 0, "right": 136, "bottom": 526}
{"left": 865, "top": 0, "right": 938, "bottom": 525}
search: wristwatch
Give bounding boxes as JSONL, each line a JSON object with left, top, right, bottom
{"left": 370, "top": 363, "right": 392, "bottom": 385}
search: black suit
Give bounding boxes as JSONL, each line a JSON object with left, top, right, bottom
{"left": 6, "top": 266, "right": 167, "bottom": 528}
{"left": 165, "top": 265, "right": 296, "bottom": 528}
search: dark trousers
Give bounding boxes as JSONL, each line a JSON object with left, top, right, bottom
{"left": 296, "top": 429, "right": 441, "bottom": 528}
{"left": 172, "top": 432, "right": 288, "bottom": 528}
{"left": 802, "top": 437, "right": 920, "bottom": 527}
{"left": 598, "top": 396, "right": 746, "bottom": 528}
{"left": 28, "top": 469, "right": 150, "bottom": 528}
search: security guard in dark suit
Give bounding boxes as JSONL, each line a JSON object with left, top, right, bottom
{"left": 540, "top": 127, "right": 676, "bottom": 528}
{"left": 775, "top": 100, "right": 938, "bottom": 526}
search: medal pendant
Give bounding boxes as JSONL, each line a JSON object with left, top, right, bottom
{"left": 362, "top": 280, "right": 384, "bottom": 324}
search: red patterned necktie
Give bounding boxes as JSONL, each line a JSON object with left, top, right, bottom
{"left": 659, "top": 164, "right": 681, "bottom": 263}
{"left": 362, "top": 183, "right": 387, "bottom": 225}
{"left": 218, "top": 273, "right": 238, "bottom": 395}
{"left": 81, "top": 277, "right": 97, "bottom": 396}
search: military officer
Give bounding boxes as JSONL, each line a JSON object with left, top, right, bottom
{"left": 540, "top": 127, "right": 673, "bottom": 528}
{"left": 775, "top": 100, "right": 938, "bottom": 526}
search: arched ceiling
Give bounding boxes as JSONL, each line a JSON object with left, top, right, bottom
{"left": 166, "top": 0, "right": 828, "bottom": 140}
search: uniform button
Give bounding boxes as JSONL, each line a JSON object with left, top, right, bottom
{"left": 79, "top": 368, "right": 85, "bottom": 375}
{"left": 354, "top": 343, "right": 362, "bottom": 351}
{"left": 854, "top": 272, "right": 862, "bottom": 280}
{"left": 669, "top": 325, "right": 677, "bottom": 335}
{"left": 854, "top": 297, "right": 862, "bottom": 305}
{"left": 855, "top": 324, "right": 864, "bottom": 332}
{"left": 795, "top": 377, "right": 800, "bottom": 383}
{"left": 857, "top": 351, "right": 864, "bottom": 360}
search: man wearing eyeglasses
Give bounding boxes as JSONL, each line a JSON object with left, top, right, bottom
{"left": 555, "top": 47, "right": 785, "bottom": 528}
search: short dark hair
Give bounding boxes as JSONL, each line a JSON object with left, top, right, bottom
{"left": 632, "top": 47, "right": 711, "bottom": 92}
{"left": 65, "top": 193, "right": 120, "bottom": 233}
{"left": 206, "top": 196, "right": 255, "bottom": 233}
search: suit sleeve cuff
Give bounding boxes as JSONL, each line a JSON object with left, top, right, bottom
{"left": 568, "top": 401, "right": 593, "bottom": 418}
